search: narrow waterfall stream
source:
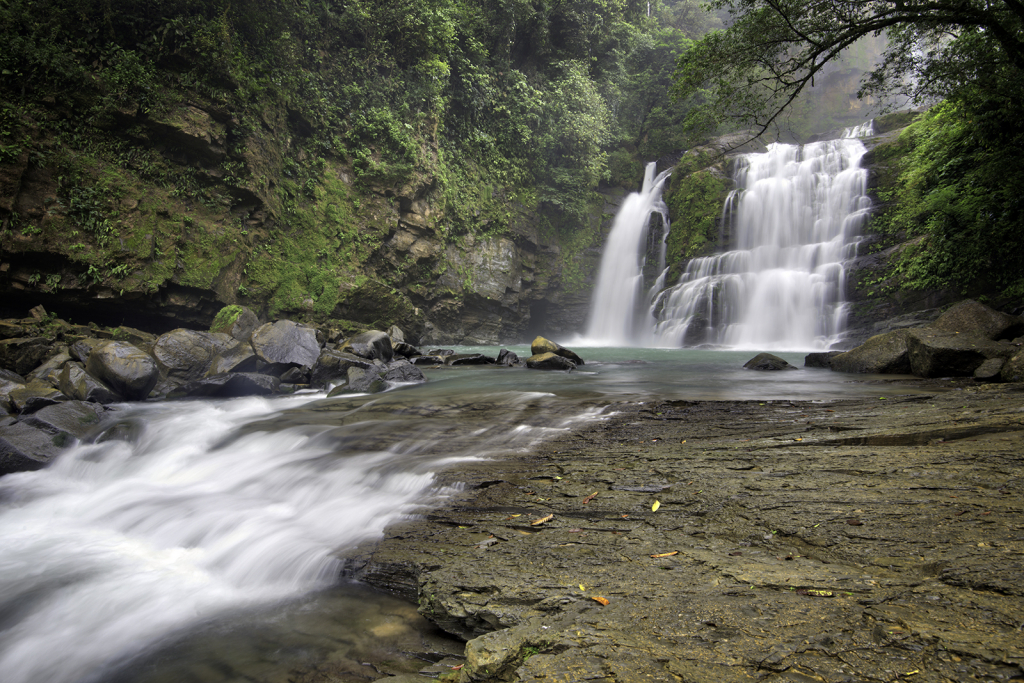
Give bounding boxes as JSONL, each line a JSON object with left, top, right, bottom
{"left": 653, "top": 126, "right": 873, "bottom": 350}
{"left": 584, "top": 162, "right": 672, "bottom": 345}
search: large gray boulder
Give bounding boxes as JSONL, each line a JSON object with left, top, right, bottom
{"left": 342, "top": 331, "right": 394, "bottom": 363}
{"left": 59, "top": 362, "right": 120, "bottom": 404}
{"left": 931, "top": 300, "right": 1024, "bottom": 341}
{"left": 830, "top": 330, "right": 912, "bottom": 374}
{"left": 0, "top": 337, "right": 53, "bottom": 375}
{"left": 22, "top": 400, "right": 105, "bottom": 443}
{"left": 330, "top": 366, "right": 389, "bottom": 394}
{"left": 309, "top": 349, "right": 374, "bottom": 388}
{"left": 804, "top": 351, "right": 842, "bottom": 369}
{"left": 743, "top": 353, "right": 797, "bottom": 371}
{"left": 251, "top": 320, "right": 321, "bottom": 373}
{"left": 0, "top": 421, "right": 65, "bottom": 475}
{"left": 383, "top": 359, "right": 427, "bottom": 384}
{"left": 531, "top": 336, "right": 584, "bottom": 365}
{"left": 906, "top": 328, "right": 1016, "bottom": 378}
{"left": 153, "top": 329, "right": 235, "bottom": 381}
{"left": 206, "top": 342, "right": 262, "bottom": 376}
{"left": 69, "top": 337, "right": 109, "bottom": 364}
{"left": 446, "top": 354, "right": 492, "bottom": 366}
{"left": 0, "top": 378, "right": 23, "bottom": 414}
{"left": 496, "top": 349, "right": 521, "bottom": 367}
{"left": 86, "top": 341, "right": 160, "bottom": 400}
{"left": 526, "top": 352, "right": 576, "bottom": 371}
{"left": 210, "top": 305, "right": 261, "bottom": 342}
{"left": 9, "top": 381, "right": 67, "bottom": 414}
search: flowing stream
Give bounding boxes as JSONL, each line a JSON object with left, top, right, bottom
{"left": 0, "top": 347, "right": 918, "bottom": 683}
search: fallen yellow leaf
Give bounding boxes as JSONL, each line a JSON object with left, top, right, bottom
{"left": 651, "top": 500, "right": 661, "bottom": 512}
{"left": 591, "top": 596, "right": 609, "bottom": 606}
{"left": 531, "top": 514, "right": 554, "bottom": 526}
{"left": 649, "top": 551, "right": 678, "bottom": 558}
{"left": 579, "top": 584, "right": 585, "bottom": 591}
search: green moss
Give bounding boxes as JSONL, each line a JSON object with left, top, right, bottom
{"left": 664, "top": 170, "right": 727, "bottom": 281}
{"left": 210, "top": 305, "right": 244, "bottom": 332}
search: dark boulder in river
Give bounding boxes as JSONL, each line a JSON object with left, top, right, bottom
{"left": 526, "top": 352, "right": 576, "bottom": 371}
{"left": 743, "top": 353, "right": 796, "bottom": 371}
{"left": 251, "top": 321, "right": 321, "bottom": 373}
{"left": 530, "top": 336, "right": 584, "bottom": 366}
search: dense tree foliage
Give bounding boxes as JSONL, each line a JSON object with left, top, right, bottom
{"left": 673, "top": 0, "right": 1024, "bottom": 138}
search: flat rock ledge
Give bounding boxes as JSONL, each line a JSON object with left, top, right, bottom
{"left": 348, "top": 381, "right": 1024, "bottom": 683}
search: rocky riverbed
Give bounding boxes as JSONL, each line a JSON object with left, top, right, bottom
{"left": 349, "top": 380, "right": 1024, "bottom": 683}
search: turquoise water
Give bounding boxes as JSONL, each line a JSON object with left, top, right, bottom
{"left": 417, "top": 345, "right": 917, "bottom": 402}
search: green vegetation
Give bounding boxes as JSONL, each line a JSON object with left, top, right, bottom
{"left": 0, "top": 0, "right": 727, "bottom": 323}
{"left": 868, "top": 101, "right": 1024, "bottom": 299}
{"left": 664, "top": 169, "right": 726, "bottom": 281}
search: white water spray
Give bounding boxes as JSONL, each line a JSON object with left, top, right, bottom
{"left": 585, "top": 162, "right": 671, "bottom": 345}
{"left": 651, "top": 127, "right": 872, "bottom": 350}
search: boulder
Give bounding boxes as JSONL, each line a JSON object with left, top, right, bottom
{"left": 0, "top": 368, "right": 26, "bottom": 383}
{"left": 0, "top": 337, "right": 53, "bottom": 375}
{"left": 383, "top": 360, "right": 427, "bottom": 384}
{"left": 210, "top": 305, "right": 261, "bottom": 341}
{"left": 530, "top": 336, "right": 584, "bottom": 366}
{"left": 830, "top": 330, "right": 912, "bottom": 374}
{"left": 86, "top": 341, "right": 160, "bottom": 400}
{"left": 153, "top": 329, "right": 236, "bottom": 381}
{"left": 27, "top": 349, "right": 72, "bottom": 387}
{"left": 0, "top": 421, "right": 67, "bottom": 475}
{"left": 59, "top": 362, "right": 120, "bottom": 404}
{"left": 427, "top": 349, "right": 455, "bottom": 358}
{"left": 804, "top": 351, "right": 842, "bottom": 369}
{"left": 309, "top": 349, "right": 375, "bottom": 388}
{"left": 496, "top": 349, "right": 521, "bottom": 367}
{"left": 206, "top": 342, "right": 263, "bottom": 376}
{"left": 69, "top": 337, "right": 109, "bottom": 364}
{"left": 446, "top": 354, "right": 492, "bottom": 366}
{"left": 1001, "top": 350, "right": 1024, "bottom": 382}
{"left": 413, "top": 355, "right": 446, "bottom": 366}
{"left": 9, "top": 381, "right": 67, "bottom": 414}
{"left": 393, "top": 341, "right": 421, "bottom": 358}
{"left": 330, "top": 366, "right": 389, "bottom": 394}
{"left": 22, "top": 400, "right": 105, "bottom": 442}
{"left": 930, "top": 300, "right": 1024, "bottom": 341}
{"left": 177, "top": 373, "right": 281, "bottom": 398}
{"left": 342, "top": 330, "right": 394, "bottom": 363}
{"left": 906, "top": 328, "right": 1015, "bottom": 378}
{"left": 526, "top": 353, "right": 576, "bottom": 371}
{"left": 0, "top": 321, "right": 25, "bottom": 340}
{"left": 388, "top": 325, "right": 406, "bottom": 343}
{"left": 251, "top": 320, "right": 321, "bottom": 372}
{"left": 973, "top": 358, "right": 1006, "bottom": 382}
{"left": 743, "top": 353, "right": 797, "bottom": 371}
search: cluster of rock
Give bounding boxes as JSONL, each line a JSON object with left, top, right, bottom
{"left": 807, "top": 300, "right": 1024, "bottom": 380}
{"left": 0, "top": 303, "right": 587, "bottom": 475}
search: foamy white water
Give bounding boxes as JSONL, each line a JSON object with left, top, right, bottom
{"left": 652, "top": 128, "right": 872, "bottom": 350}
{"left": 0, "top": 389, "right": 599, "bottom": 683}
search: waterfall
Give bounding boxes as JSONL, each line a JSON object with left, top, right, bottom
{"left": 652, "top": 127, "right": 872, "bottom": 350}
{"left": 585, "top": 162, "right": 671, "bottom": 345}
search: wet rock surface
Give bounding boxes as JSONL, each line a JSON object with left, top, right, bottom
{"left": 353, "top": 382, "right": 1024, "bottom": 682}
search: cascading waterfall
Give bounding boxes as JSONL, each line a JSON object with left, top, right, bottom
{"left": 585, "top": 162, "right": 671, "bottom": 345}
{"left": 651, "top": 124, "right": 873, "bottom": 350}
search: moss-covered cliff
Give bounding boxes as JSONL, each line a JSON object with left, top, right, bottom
{"left": 0, "top": 0, "right": 716, "bottom": 343}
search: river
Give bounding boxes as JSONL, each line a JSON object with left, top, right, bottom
{"left": 0, "top": 346, "right": 919, "bottom": 683}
